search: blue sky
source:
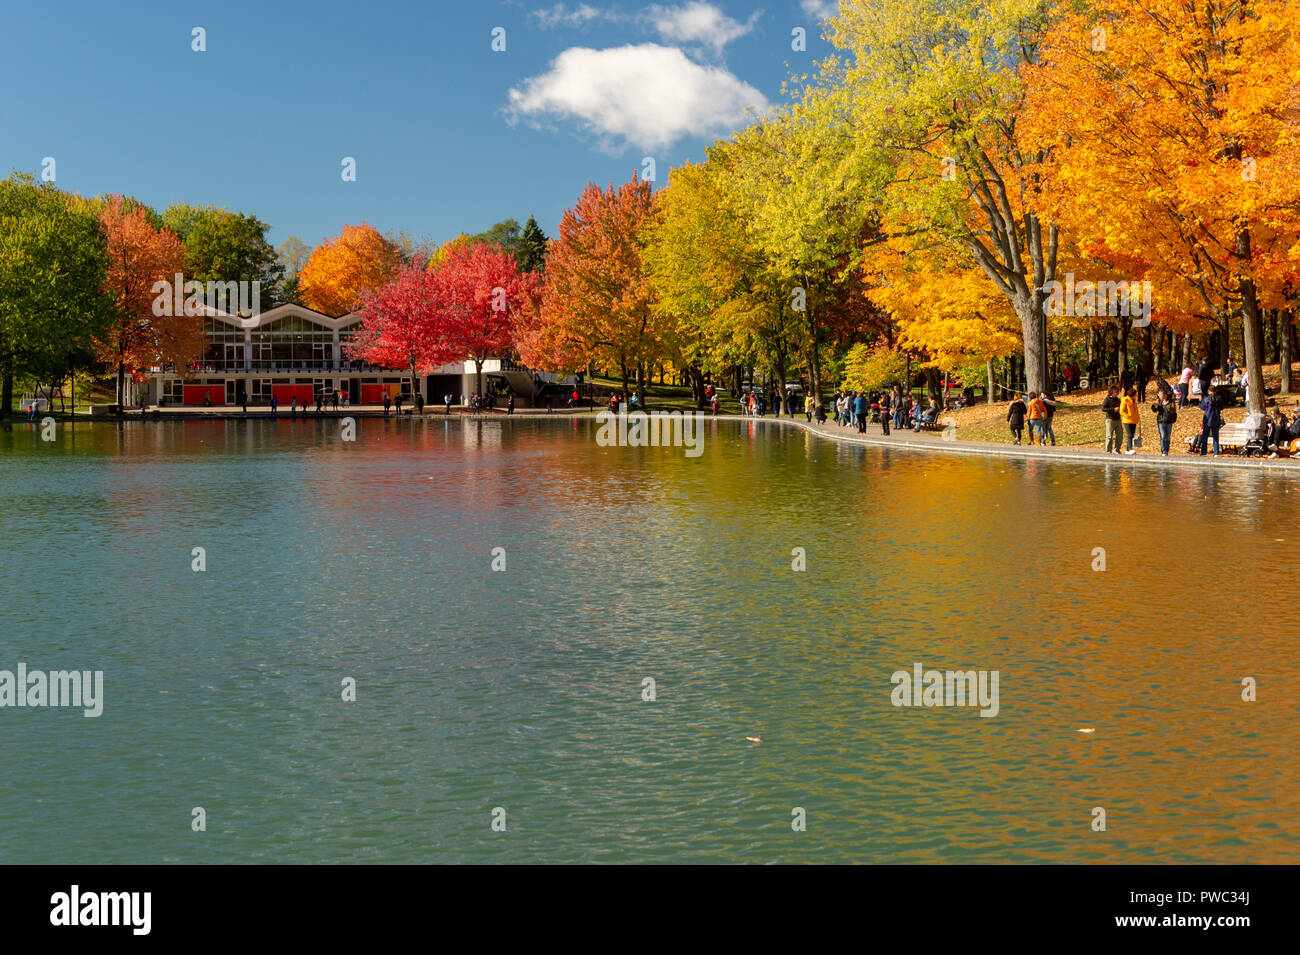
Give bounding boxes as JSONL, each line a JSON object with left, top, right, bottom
{"left": 1, "top": 0, "right": 839, "bottom": 252}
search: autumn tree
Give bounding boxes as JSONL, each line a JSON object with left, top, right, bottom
{"left": 645, "top": 156, "right": 793, "bottom": 401}
{"left": 97, "top": 195, "right": 199, "bottom": 406}
{"left": 299, "top": 223, "right": 403, "bottom": 316}
{"left": 725, "top": 100, "right": 877, "bottom": 401}
{"left": 428, "top": 241, "right": 542, "bottom": 397}
{"left": 348, "top": 258, "right": 453, "bottom": 391}
{"left": 519, "top": 174, "right": 669, "bottom": 402}
{"left": 818, "top": 0, "right": 1061, "bottom": 395}
{"left": 862, "top": 238, "right": 1022, "bottom": 401}
{"left": 1020, "top": 0, "right": 1300, "bottom": 412}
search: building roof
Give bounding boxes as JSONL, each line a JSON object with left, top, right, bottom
{"left": 203, "top": 302, "right": 361, "bottom": 330}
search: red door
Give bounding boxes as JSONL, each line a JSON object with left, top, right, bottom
{"left": 272, "top": 385, "right": 314, "bottom": 406}
{"left": 183, "top": 385, "right": 224, "bottom": 406}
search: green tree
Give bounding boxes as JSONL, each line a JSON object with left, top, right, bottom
{"left": 161, "top": 204, "right": 285, "bottom": 310}
{"left": 518, "top": 215, "right": 549, "bottom": 272}
{"left": 0, "top": 175, "right": 113, "bottom": 416}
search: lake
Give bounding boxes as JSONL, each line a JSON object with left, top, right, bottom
{"left": 1, "top": 416, "right": 1296, "bottom": 863}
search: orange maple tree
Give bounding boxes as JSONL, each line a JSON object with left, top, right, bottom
{"left": 517, "top": 174, "right": 671, "bottom": 401}
{"left": 96, "top": 195, "right": 198, "bottom": 405}
{"left": 299, "top": 223, "right": 403, "bottom": 316}
{"left": 1020, "top": 0, "right": 1300, "bottom": 410}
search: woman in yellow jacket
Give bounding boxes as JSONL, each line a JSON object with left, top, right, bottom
{"left": 1119, "top": 387, "right": 1140, "bottom": 454}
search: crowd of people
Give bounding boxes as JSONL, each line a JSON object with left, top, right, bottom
{"left": 828, "top": 386, "right": 941, "bottom": 435}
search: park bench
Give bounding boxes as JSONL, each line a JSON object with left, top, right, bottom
{"left": 1184, "top": 423, "right": 1249, "bottom": 453}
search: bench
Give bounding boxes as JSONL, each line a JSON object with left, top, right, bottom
{"left": 1184, "top": 422, "right": 1256, "bottom": 454}
{"left": 911, "top": 415, "right": 944, "bottom": 432}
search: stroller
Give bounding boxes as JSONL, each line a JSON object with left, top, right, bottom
{"left": 1239, "top": 412, "right": 1272, "bottom": 457}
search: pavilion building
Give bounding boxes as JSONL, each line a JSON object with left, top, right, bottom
{"left": 139, "top": 303, "right": 556, "bottom": 408}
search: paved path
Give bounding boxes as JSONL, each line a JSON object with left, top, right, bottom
{"left": 96, "top": 406, "right": 1298, "bottom": 473}
{"left": 750, "top": 414, "right": 1298, "bottom": 473}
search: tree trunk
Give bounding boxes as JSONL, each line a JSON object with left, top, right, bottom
{"left": 1180, "top": 332, "right": 1192, "bottom": 370}
{"left": 1116, "top": 319, "right": 1129, "bottom": 373}
{"left": 471, "top": 357, "right": 483, "bottom": 399}
{"left": 1155, "top": 323, "right": 1166, "bottom": 376}
{"left": 1015, "top": 295, "right": 1049, "bottom": 394}
{"left": 802, "top": 294, "right": 823, "bottom": 405}
{"left": 1236, "top": 231, "right": 1267, "bottom": 414}
{"left": 1269, "top": 312, "right": 1280, "bottom": 364}
{"left": 618, "top": 357, "right": 629, "bottom": 406}
{"left": 1280, "top": 312, "right": 1293, "bottom": 395}
{"left": 986, "top": 358, "right": 995, "bottom": 404}
{"left": 925, "top": 367, "right": 941, "bottom": 408}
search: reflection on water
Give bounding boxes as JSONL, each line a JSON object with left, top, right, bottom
{"left": 0, "top": 417, "right": 1296, "bottom": 863}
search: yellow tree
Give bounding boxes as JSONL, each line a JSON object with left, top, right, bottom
{"left": 725, "top": 94, "right": 877, "bottom": 400}
{"left": 644, "top": 156, "right": 794, "bottom": 396}
{"left": 818, "top": 0, "right": 1062, "bottom": 395}
{"left": 299, "top": 223, "right": 402, "bottom": 316}
{"left": 862, "top": 237, "right": 1021, "bottom": 400}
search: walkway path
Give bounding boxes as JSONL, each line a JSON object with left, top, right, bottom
{"left": 751, "top": 414, "right": 1298, "bottom": 473}
{"left": 97, "top": 405, "right": 1298, "bottom": 473}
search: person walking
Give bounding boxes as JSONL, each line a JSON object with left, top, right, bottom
{"left": 1007, "top": 394, "right": 1027, "bottom": 444}
{"left": 415, "top": 392, "right": 424, "bottom": 416}
{"left": 507, "top": 395, "right": 515, "bottom": 416}
{"left": 1039, "top": 393, "right": 1057, "bottom": 446}
{"left": 383, "top": 392, "right": 391, "bottom": 417}
{"left": 1178, "top": 362, "right": 1194, "bottom": 407}
{"left": 445, "top": 393, "right": 453, "bottom": 415}
{"left": 1101, "top": 385, "right": 1122, "bottom": 453}
{"left": 853, "top": 391, "right": 868, "bottom": 433}
{"left": 1119, "top": 386, "right": 1140, "bottom": 454}
{"left": 804, "top": 393, "right": 814, "bottom": 422}
{"left": 1199, "top": 389, "right": 1224, "bottom": 457}
{"left": 879, "top": 390, "right": 891, "bottom": 435}
{"left": 270, "top": 394, "right": 278, "bottom": 419}
{"left": 240, "top": 388, "right": 248, "bottom": 414}
{"left": 1026, "top": 392, "right": 1047, "bottom": 445}
{"left": 1151, "top": 391, "right": 1178, "bottom": 456}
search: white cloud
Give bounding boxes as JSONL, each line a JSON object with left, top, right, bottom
{"left": 505, "top": 43, "right": 770, "bottom": 152}
{"left": 800, "top": 0, "right": 838, "bottom": 19}
{"left": 646, "top": 3, "right": 761, "bottom": 56}
{"left": 532, "top": 4, "right": 609, "bottom": 29}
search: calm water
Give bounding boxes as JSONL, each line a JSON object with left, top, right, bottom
{"left": 1, "top": 416, "right": 1297, "bottom": 863}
